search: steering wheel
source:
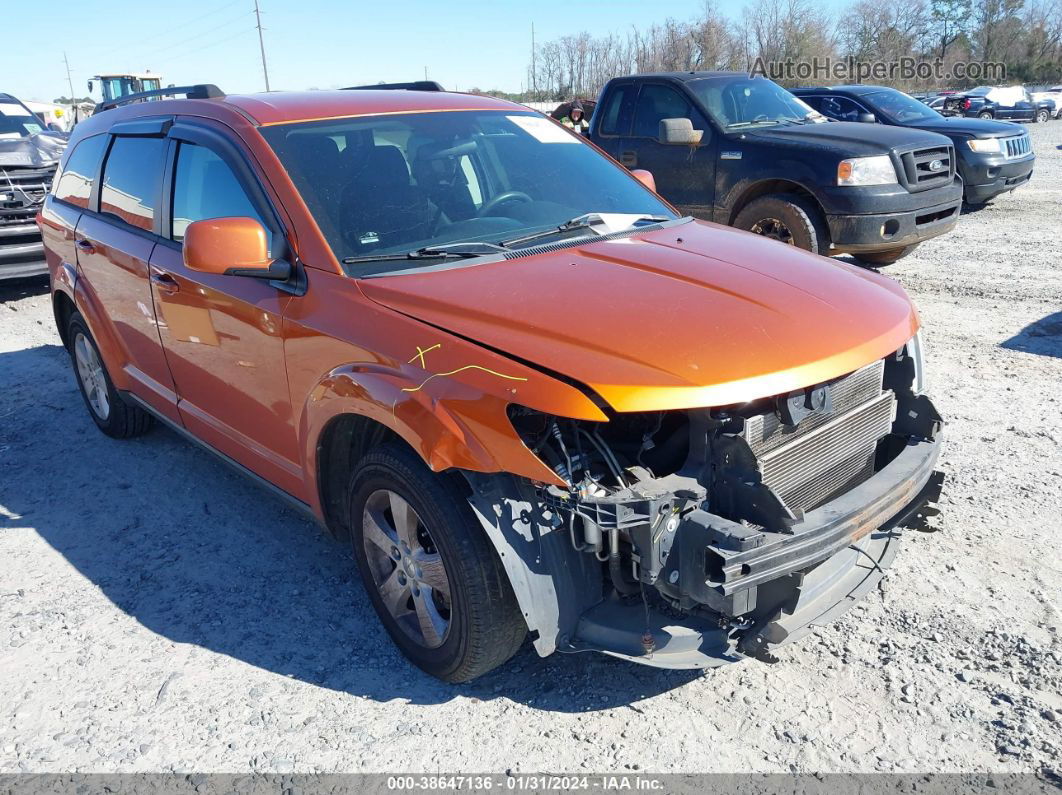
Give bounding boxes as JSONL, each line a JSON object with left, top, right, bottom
{"left": 478, "top": 191, "right": 532, "bottom": 217}
{"left": 752, "top": 113, "right": 769, "bottom": 122}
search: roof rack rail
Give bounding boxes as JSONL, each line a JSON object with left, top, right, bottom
{"left": 94, "top": 84, "right": 225, "bottom": 113}
{"left": 342, "top": 81, "right": 445, "bottom": 92}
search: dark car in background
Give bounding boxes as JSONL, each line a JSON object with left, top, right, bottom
{"left": 588, "top": 72, "right": 963, "bottom": 266}
{"left": 793, "top": 86, "right": 1035, "bottom": 205}
{"left": 1, "top": 92, "right": 66, "bottom": 280}
{"left": 942, "top": 86, "right": 1052, "bottom": 123}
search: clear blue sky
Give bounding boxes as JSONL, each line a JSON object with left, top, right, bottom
{"left": 5, "top": 0, "right": 787, "bottom": 103}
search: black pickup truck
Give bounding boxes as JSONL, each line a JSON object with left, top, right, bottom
{"left": 588, "top": 72, "right": 963, "bottom": 265}
{"left": 793, "top": 85, "right": 1035, "bottom": 205}
{"left": 0, "top": 92, "right": 66, "bottom": 281}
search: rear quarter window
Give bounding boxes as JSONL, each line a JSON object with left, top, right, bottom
{"left": 99, "top": 136, "right": 167, "bottom": 232}
{"left": 599, "top": 84, "right": 637, "bottom": 136}
{"left": 53, "top": 134, "right": 108, "bottom": 208}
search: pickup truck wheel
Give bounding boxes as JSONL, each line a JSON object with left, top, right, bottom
{"left": 852, "top": 244, "right": 918, "bottom": 267}
{"left": 1035, "top": 109, "right": 1050, "bottom": 123}
{"left": 977, "top": 111, "right": 994, "bottom": 119}
{"left": 67, "top": 312, "right": 153, "bottom": 438}
{"left": 348, "top": 444, "right": 526, "bottom": 682}
{"left": 733, "top": 194, "right": 829, "bottom": 255}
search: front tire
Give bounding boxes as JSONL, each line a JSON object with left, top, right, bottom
{"left": 852, "top": 244, "right": 918, "bottom": 267}
{"left": 349, "top": 444, "right": 526, "bottom": 682}
{"left": 67, "top": 312, "right": 153, "bottom": 438}
{"left": 733, "top": 194, "right": 830, "bottom": 255}
{"left": 1035, "top": 109, "right": 1050, "bottom": 124}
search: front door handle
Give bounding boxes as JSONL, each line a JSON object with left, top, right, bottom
{"left": 75, "top": 239, "right": 95, "bottom": 254}
{"left": 619, "top": 150, "right": 637, "bottom": 167}
{"left": 150, "top": 268, "right": 180, "bottom": 294}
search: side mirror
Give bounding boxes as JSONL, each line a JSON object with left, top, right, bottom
{"left": 631, "top": 169, "right": 656, "bottom": 192}
{"left": 856, "top": 112, "right": 876, "bottom": 123}
{"left": 658, "top": 118, "right": 703, "bottom": 146}
{"left": 183, "top": 217, "right": 290, "bottom": 280}
{"left": 87, "top": 79, "right": 94, "bottom": 92}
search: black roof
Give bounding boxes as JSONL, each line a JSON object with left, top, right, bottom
{"left": 614, "top": 71, "right": 765, "bottom": 83}
{"left": 791, "top": 85, "right": 893, "bottom": 95}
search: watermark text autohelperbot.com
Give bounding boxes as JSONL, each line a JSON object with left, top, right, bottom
{"left": 750, "top": 56, "right": 1006, "bottom": 83}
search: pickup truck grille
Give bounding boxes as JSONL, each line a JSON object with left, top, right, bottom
{"left": 1001, "top": 133, "right": 1031, "bottom": 159}
{"left": 899, "top": 145, "right": 954, "bottom": 192}
{"left": 1, "top": 165, "right": 55, "bottom": 268}
{"left": 742, "top": 360, "right": 896, "bottom": 514}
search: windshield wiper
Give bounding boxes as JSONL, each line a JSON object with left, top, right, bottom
{"left": 499, "top": 213, "right": 671, "bottom": 249}
{"left": 727, "top": 119, "right": 785, "bottom": 129}
{"left": 342, "top": 240, "right": 507, "bottom": 265}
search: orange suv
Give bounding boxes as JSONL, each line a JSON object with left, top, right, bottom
{"left": 39, "top": 83, "right": 943, "bottom": 682}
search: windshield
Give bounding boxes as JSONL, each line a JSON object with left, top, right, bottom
{"left": 0, "top": 100, "right": 44, "bottom": 139}
{"left": 863, "top": 89, "right": 943, "bottom": 125}
{"left": 261, "top": 110, "right": 675, "bottom": 275}
{"left": 685, "top": 77, "right": 824, "bottom": 129}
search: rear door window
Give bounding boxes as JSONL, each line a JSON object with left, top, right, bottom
{"left": 599, "top": 84, "right": 637, "bottom": 136}
{"left": 817, "top": 96, "right": 866, "bottom": 122}
{"left": 53, "top": 134, "right": 108, "bottom": 208}
{"left": 99, "top": 136, "right": 167, "bottom": 232}
{"left": 170, "top": 141, "right": 267, "bottom": 245}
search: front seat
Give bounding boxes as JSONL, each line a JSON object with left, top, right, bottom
{"left": 341, "top": 145, "right": 433, "bottom": 252}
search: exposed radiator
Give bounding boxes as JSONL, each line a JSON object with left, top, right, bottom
{"left": 742, "top": 360, "right": 896, "bottom": 514}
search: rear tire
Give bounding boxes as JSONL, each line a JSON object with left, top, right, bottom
{"left": 733, "top": 194, "right": 830, "bottom": 255}
{"left": 978, "top": 111, "right": 993, "bottom": 119}
{"left": 348, "top": 443, "right": 526, "bottom": 682}
{"left": 67, "top": 312, "right": 153, "bottom": 438}
{"left": 852, "top": 244, "right": 918, "bottom": 267}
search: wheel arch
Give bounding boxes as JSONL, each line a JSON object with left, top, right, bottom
{"left": 727, "top": 178, "right": 828, "bottom": 227}
{"left": 52, "top": 290, "right": 77, "bottom": 350}
{"left": 302, "top": 365, "right": 565, "bottom": 539}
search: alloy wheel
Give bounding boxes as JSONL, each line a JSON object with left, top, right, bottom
{"left": 361, "top": 489, "right": 452, "bottom": 649}
{"left": 74, "top": 333, "right": 110, "bottom": 420}
{"left": 749, "top": 217, "right": 795, "bottom": 245}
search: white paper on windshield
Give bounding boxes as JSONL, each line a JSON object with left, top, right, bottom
{"left": 0, "top": 103, "right": 28, "bottom": 116}
{"left": 589, "top": 214, "right": 657, "bottom": 235}
{"left": 507, "top": 115, "right": 579, "bottom": 143}
{"left": 0, "top": 132, "right": 21, "bottom": 139}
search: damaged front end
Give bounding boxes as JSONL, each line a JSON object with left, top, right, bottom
{"left": 467, "top": 336, "right": 944, "bottom": 668}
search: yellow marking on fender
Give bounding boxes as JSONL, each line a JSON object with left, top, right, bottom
{"left": 408, "top": 343, "right": 442, "bottom": 368}
{"left": 402, "top": 365, "right": 528, "bottom": 393}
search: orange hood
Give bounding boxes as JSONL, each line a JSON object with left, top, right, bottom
{"left": 359, "top": 220, "right": 919, "bottom": 413}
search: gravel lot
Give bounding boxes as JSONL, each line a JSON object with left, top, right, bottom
{"left": 1, "top": 121, "right": 1060, "bottom": 781}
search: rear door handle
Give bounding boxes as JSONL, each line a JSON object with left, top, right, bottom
{"left": 620, "top": 150, "right": 637, "bottom": 167}
{"left": 75, "top": 239, "right": 95, "bottom": 254}
{"left": 150, "top": 268, "right": 180, "bottom": 294}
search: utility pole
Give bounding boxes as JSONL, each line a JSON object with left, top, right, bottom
{"left": 253, "top": 0, "right": 271, "bottom": 92}
{"left": 531, "top": 22, "right": 537, "bottom": 95}
{"left": 63, "top": 52, "right": 76, "bottom": 102}
{"left": 424, "top": 66, "right": 428, "bottom": 81}
{"left": 63, "top": 51, "right": 78, "bottom": 124}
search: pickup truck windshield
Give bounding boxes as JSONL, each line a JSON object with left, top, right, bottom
{"left": 261, "top": 110, "right": 675, "bottom": 275}
{"left": 863, "top": 89, "right": 942, "bottom": 125}
{"left": 0, "top": 101, "right": 44, "bottom": 138}
{"left": 686, "top": 77, "right": 824, "bottom": 129}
